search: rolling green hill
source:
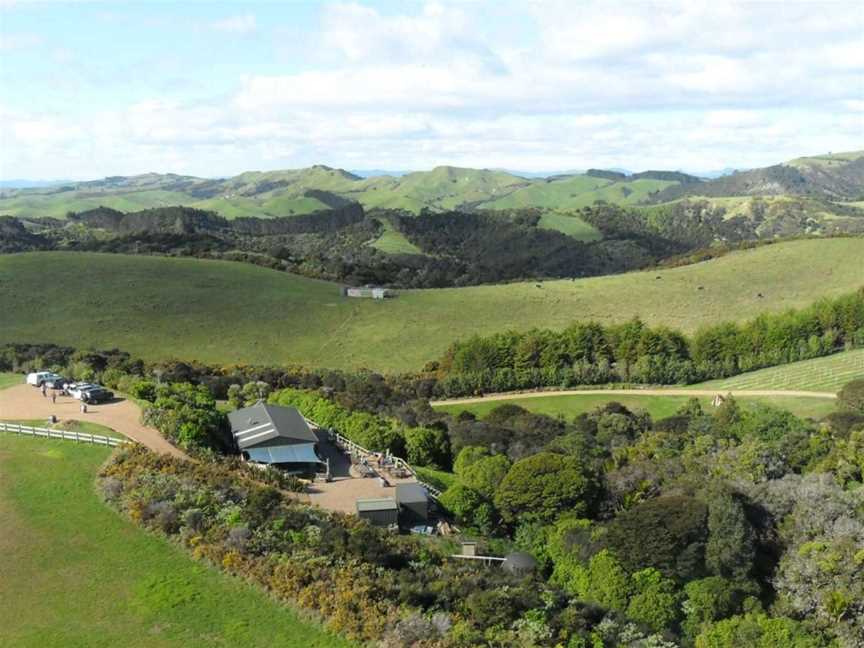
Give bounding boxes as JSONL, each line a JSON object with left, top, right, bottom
{"left": 1, "top": 238, "right": 862, "bottom": 372}
{"left": 3, "top": 151, "right": 862, "bottom": 223}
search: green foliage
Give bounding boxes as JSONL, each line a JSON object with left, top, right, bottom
{"left": 583, "top": 550, "right": 632, "bottom": 611}
{"left": 439, "top": 288, "right": 864, "bottom": 396}
{"left": 705, "top": 490, "right": 756, "bottom": 580}
{"left": 695, "top": 613, "right": 825, "bottom": 648}
{"left": 494, "top": 452, "right": 596, "bottom": 526}
{"left": 460, "top": 454, "right": 512, "bottom": 499}
{"left": 453, "top": 445, "right": 491, "bottom": 475}
{"left": 838, "top": 378, "right": 864, "bottom": 414}
{"left": 626, "top": 569, "right": 681, "bottom": 632}
{"left": 603, "top": 496, "right": 709, "bottom": 581}
{"left": 682, "top": 577, "right": 743, "bottom": 640}
{"left": 142, "top": 382, "right": 227, "bottom": 450}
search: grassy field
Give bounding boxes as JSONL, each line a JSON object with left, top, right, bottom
{"left": 434, "top": 393, "right": 837, "bottom": 421}
{"left": 696, "top": 349, "right": 864, "bottom": 393}
{"left": 0, "top": 434, "right": 352, "bottom": 648}
{"left": 537, "top": 212, "right": 603, "bottom": 241}
{"left": 368, "top": 218, "right": 424, "bottom": 255}
{"left": 0, "top": 372, "right": 22, "bottom": 390}
{"left": 1, "top": 238, "right": 862, "bottom": 372}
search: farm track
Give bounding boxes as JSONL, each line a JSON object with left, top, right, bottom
{"left": 433, "top": 387, "right": 838, "bottom": 406}
{"left": 0, "top": 384, "right": 188, "bottom": 459}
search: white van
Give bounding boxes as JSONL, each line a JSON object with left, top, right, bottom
{"left": 26, "top": 371, "right": 62, "bottom": 387}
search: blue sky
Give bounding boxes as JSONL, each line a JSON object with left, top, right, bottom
{"left": 1, "top": 0, "right": 862, "bottom": 179}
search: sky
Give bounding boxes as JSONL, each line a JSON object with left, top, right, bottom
{"left": 1, "top": 0, "right": 862, "bottom": 180}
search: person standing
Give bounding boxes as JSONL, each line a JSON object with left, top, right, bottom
{"left": 41, "top": 383, "right": 47, "bottom": 397}
{"left": 51, "top": 392, "right": 56, "bottom": 404}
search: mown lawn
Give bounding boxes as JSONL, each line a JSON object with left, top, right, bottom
{"left": 434, "top": 393, "right": 837, "bottom": 421}
{"left": 1, "top": 239, "right": 862, "bottom": 372}
{"left": 0, "top": 435, "right": 353, "bottom": 648}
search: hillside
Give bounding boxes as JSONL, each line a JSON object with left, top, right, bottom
{"left": 1, "top": 238, "right": 861, "bottom": 372}
{"left": 6, "top": 150, "right": 860, "bottom": 221}
{"left": 653, "top": 150, "right": 864, "bottom": 202}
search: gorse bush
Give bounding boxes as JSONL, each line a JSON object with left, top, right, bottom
{"left": 99, "top": 446, "right": 640, "bottom": 647}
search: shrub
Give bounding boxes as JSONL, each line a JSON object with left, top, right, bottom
{"left": 495, "top": 453, "right": 597, "bottom": 526}
{"left": 603, "top": 496, "right": 708, "bottom": 581}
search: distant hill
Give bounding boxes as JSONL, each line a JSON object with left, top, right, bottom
{"left": 653, "top": 151, "right": 864, "bottom": 202}
{"left": 2, "top": 151, "right": 862, "bottom": 219}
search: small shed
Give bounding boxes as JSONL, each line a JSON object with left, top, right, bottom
{"left": 356, "top": 497, "right": 399, "bottom": 527}
{"left": 396, "top": 483, "right": 429, "bottom": 525}
{"left": 502, "top": 551, "right": 537, "bottom": 576}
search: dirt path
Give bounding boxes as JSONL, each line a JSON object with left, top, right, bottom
{"left": 434, "top": 387, "right": 838, "bottom": 406}
{"left": 0, "top": 384, "right": 188, "bottom": 459}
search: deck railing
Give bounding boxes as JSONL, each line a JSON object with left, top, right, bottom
{"left": 326, "top": 428, "right": 443, "bottom": 499}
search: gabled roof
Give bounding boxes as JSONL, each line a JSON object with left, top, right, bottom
{"left": 227, "top": 402, "right": 318, "bottom": 449}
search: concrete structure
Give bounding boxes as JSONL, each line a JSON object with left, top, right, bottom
{"left": 342, "top": 286, "right": 394, "bottom": 299}
{"left": 228, "top": 402, "right": 326, "bottom": 476}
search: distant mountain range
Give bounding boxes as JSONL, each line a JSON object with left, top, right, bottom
{"left": 1, "top": 151, "right": 861, "bottom": 220}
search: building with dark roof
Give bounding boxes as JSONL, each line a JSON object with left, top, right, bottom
{"left": 228, "top": 402, "right": 325, "bottom": 476}
{"left": 396, "top": 483, "right": 430, "bottom": 525}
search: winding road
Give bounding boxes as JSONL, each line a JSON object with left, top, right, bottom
{"left": 0, "top": 383, "right": 188, "bottom": 459}
{"left": 433, "top": 387, "right": 838, "bottom": 406}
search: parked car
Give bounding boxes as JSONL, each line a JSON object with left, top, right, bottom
{"left": 26, "top": 371, "right": 63, "bottom": 387}
{"left": 81, "top": 387, "right": 114, "bottom": 403}
{"left": 68, "top": 383, "right": 99, "bottom": 399}
{"left": 45, "top": 376, "right": 69, "bottom": 389}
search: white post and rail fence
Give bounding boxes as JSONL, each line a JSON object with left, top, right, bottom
{"left": 0, "top": 421, "right": 123, "bottom": 447}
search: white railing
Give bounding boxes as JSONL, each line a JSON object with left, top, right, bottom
{"left": 327, "top": 429, "right": 443, "bottom": 499}
{"left": 0, "top": 421, "right": 123, "bottom": 447}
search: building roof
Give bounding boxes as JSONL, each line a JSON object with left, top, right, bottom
{"left": 396, "top": 483, "right": 428, "bottom": 505}
{"left": 227, "top": 402, "right": 318, "bottom": 449}
{"left": 356, "top": 497, "right": 399, "bottom": 513}
{"left": 245, "top": 443, "right": 323, "bottom": 465}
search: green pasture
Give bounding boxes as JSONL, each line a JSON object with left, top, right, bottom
{"left": 537, "top": 212, "right": 603, "bottom": 241}
{"left": 1, "top": 238, "right": 862, "bottom": 372}
{"left": 696, "top": 349, "right": 864, "bottom": 393}
{"left": 433, "top": 392, "right": 837, "bottom": 422}
{"left": 0, "top": 434, "right": 352, "bottom": 648}
{"left": 368, "top": 218, "right": 424, "bottom": 255}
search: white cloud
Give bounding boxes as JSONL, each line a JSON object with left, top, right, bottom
{"left": 2, "top": 0, "right": 863, "bottom": 178}
{"left": 0, "top": 31, "right": 42, "bottom": 50}
{"left": 208, "top": 14, "right": 256, "bottom": 34}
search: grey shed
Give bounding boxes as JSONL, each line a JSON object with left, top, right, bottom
{"left": 356, "top": 498, "right": 399, "bottom": 527}
{"left": 396, "top": 483, "right": 429, "bottom": 525}
{"left": 502, "top": 551, "right": 537, "bottom": 576}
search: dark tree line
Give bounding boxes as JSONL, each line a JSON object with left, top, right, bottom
{"left": 434, "top": 290, "right": 864, "bottom": 396}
